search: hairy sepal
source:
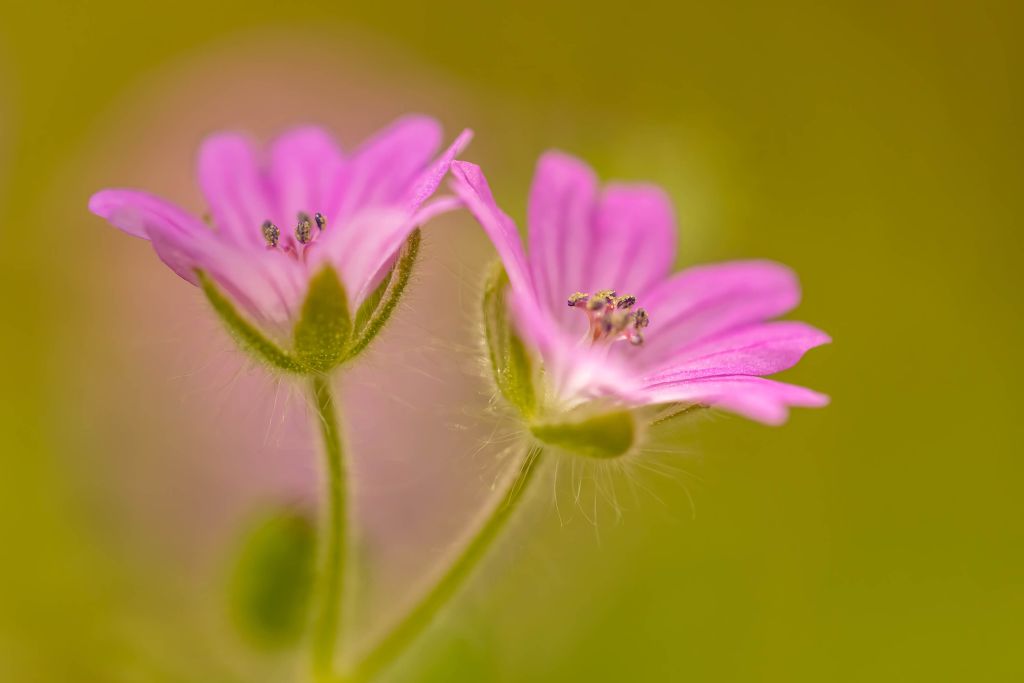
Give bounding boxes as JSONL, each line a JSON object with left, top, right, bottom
{"left": 482, "top": 262, "right": 536, "bottom": 418}
{"left": 198, "top": 271, "right": 306, "bottom": 373}
{"left": 347, "top": 229, "right": 421, "bottom": 359}
{"left": 293, "top": 265, "right": 352, "bottom": 373}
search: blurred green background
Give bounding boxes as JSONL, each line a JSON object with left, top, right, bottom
{"left": 1, "top": 1, "right": 1022, "bottom": 681}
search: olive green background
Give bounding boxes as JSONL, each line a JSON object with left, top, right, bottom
{"left": 1, "top": 1, "right": 1021, "bottom": 681}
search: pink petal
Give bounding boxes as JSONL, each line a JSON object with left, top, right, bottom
{"left": 268, "top": 126, "right": 345, "bottom": 230}
{"left": 449, "top": 161, "right": 535, "bottom": 299}
{"left": 642, "top": 376, "right": 830, "bottom": 426}
{"left": 89, "top": 188, "right": 302, "bottom": 323}
{"left": 643, "top": 321, "right": 830, "bottom": 383}
{"left": 325, "top": 115, "right": 442, "bottom": 224}
{"left": 406, "top": 128, "right": 473, "bottom": 212}
{"left": 450, "top": 161, "right": 575, "bottom": 369}
{"left": 89, "top": 188, "right": 206, "bottom": 241}
{"left": 312, "top": 128, "right": 472, "bottom": 306}
{"left": 588, "top": 183, "right": 676, "bottom": 297}
{"left": 148, "top": 227, "right": 305, "bottom": 326}
{"left": 526, "top": 151, "right": 598, "bottom": 318}
{"left": 197, "top": 133, "right": 276, "bottom": 247}
{"left": 334, "top": 196, "right": 463, "bottom": 307}
{"left": 637, "top": 260, "right": 802, "bottom": 366}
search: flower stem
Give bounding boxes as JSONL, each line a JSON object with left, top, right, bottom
{"left": 310, "top": 374, "right": 348, "bottom": 681}
{"left": 347, "top": 445, "right": 544, "bottom": 682}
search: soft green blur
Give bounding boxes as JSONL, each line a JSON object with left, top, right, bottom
{"left": 2, "top": 2, "right": 1022, "bottom": 681}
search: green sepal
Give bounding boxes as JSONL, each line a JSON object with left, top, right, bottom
{"left": 482, "top": 262, "right": 536, "bottom": 418}
{"left": 228, "top": 507, "right": 316, "bottom": 650}
{"left": 347, "top": 229, "right": 421, "bottom": 359}
{"left": 293, "top": 265, "right": 352, "bottom": 373}
{"left": 197, "top": 271, "right": 305, "bottom": 373}
{"left": 530, "top": 410, "right": 636, "bottom": 459}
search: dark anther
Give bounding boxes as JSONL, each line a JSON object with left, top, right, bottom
{"left": 314, "top": 212, "right": 327, "bottom": 230}
{"left": 261, "top": 220, "right": 280, "bottom": 247}
{"left": 615, "top": 295, "right": 637, "bottom": 309}
{"left": 295, "top": 213, "right": 313, "bottom": 244}
{"left": 568, "top": 292, "right": 590, "bottom": 307}
{"left": 634, "top": 309, "right": 650, "bottom": 329}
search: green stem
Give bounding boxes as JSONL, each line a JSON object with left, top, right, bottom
{"left": 310, "top": 374, "right": 348, "bottom": 681}
{"left": 347, "top": 445, "right": 544, "bottom": 682}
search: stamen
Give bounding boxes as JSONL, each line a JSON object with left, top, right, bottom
{"left": 295, "top": 213, "right": 313, "bottom": 244}
{"left": 261, "top": 220, "right": 280, "bottom": 247}
{"left": 567, "top": 289, "right": 650, "bottom": 347}
{"left": 568, "top": 292, "right": 590, "bottom": 307}
{"left": 314, "top": 212, "right": 327, "bottom": 230}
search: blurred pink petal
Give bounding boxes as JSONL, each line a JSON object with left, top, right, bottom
{"left": 89, "top": 188, "right": 205, "bottom": 241}
{"left": 197, "top": 133, "right": 275, "bottom": 248}
{"left": 269, "top": 126, "right": 346, "bottom": 230}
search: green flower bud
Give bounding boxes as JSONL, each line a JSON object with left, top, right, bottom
{"left": 228, "top": 507, "right": 316, "bottom": 650}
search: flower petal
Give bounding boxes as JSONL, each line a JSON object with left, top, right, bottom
{"left": 449, "top": 161, "right": 534, "bottom": 299}
{"left": 148, "top": 227, "right": 305, "bottom": 326}
{"left": 637, "top": 260, "right": 802, "bottom": 366}
{"left": 326, "top": 198, "right": 459, "bottom": 308}
{"left": 268, "top": 126, "right": 345, "bottom": 231}
{"left": 588, "top": 183, "right": 676, "bottom": 297}
{"left": 449, "top": 160, "right": 589, "bottom": 380}
{"left": 406, "top": 128, "right": 473, "bottom": 212}
{"left": 642, "top": 376, "right": 830, "bottom": 426}
{"left": 312, "top": 128, "right": 472, "bottom": 307}
{"left": 527, "top": 151, "right": 598, "bottom": 318}
{"left": 89, "top": 188, "right": 303, "bottom": 324}
{"left": 643, "top": 321, "right": 830, "bottom": 383}
{"left": 325, "top": 115, "right": 442, "bottom": 224}
{"left": 197, "top": 133, "right": 276, "bottom": 247}
{"left": 89, "top": 188, "right": 205, "bottom": 241}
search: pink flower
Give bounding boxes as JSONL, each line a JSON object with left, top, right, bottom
{"left": 90, "top": 116, "right": 472, "bottom": 335}
{"left": 451, "top": 153, "right": 830, "bottom": 427}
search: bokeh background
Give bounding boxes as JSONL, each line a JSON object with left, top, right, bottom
{"left": 1, "top": 2, "right": 1022, "bottom": 681}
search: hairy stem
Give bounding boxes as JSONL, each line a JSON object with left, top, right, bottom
{"left": 347, "top": 445, "right": 544, "bottom": 682}
{"left": 310, "top": 375, "right": 348, "bottom": 681}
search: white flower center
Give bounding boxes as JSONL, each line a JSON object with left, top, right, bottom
{"left": 567, "top": 289, "right": 649, "bottom": 346}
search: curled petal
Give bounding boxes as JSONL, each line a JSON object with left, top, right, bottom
{"left": 449, "top": 161, "right": 535, "bottom": 299}
{"left": 406, "top": 128, "right": 473, "bottom": 211}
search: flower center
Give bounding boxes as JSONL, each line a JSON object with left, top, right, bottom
{"left": 261, "top": 211, "right": 327, "bottom": 256}
{"left": 567, "top": 289, "right": 650, "bottom": 346}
